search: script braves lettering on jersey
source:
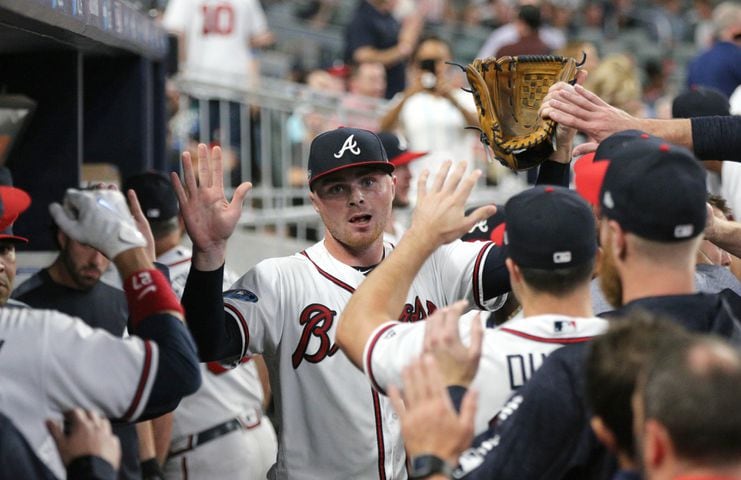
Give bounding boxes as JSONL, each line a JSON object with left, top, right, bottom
{"left": 398, "top": 297, "right": 437, "bottom": 323}
{"left": 334, "top": 134, "right": 361, "bottom": 158}
{"left": 292, "top": 303, "right": 340, "bottom": 368}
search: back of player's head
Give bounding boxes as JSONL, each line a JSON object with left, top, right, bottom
{"left": 0, "top": 167, "right": 30, "bottom": 244}
{"left": 504, "top": 185, "right": 596, "bottom": 295}
{"left": 598, "top": 131, "right": 707, "bottom": 244}
{"left": 640, "top": 334, "right": 741, "bottom": 466}
{"left": 123, "top": 171, "right": 180, "bottom": 239}
{"left": 585, "top": 311, "right": 690, "bottom": 459}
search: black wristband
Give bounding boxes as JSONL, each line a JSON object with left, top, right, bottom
{"left": 409, "top": 454, "right": 454, "bottom": 479}
{"left": 140, "top": 458, "right": 165, "bottom": 480}
{"left": 67, "top": 455, "right": 117, "bottom": 480}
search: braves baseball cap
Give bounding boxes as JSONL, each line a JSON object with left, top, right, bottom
{"left": 376, "top": 132, "right": 427, "bottom": 167}
{"left": 461, "top": 204, "right": 506, "bottom": 245}
{"left": 505, "top": 185, "right": 596, "bottom": 269}
{"left": 599, "top": 131, "right": 707, "bottom": 242}
{"left": 0, "top": 168, "right": 30, "bottom": 243}
{"left": 672, "top": 86, "right": 730, "bottom": 118}
{"left": 123, "top": 171, "right": 179, "bottom": 222}
{"left": 308, "top": 127, "right": 394, "bottom": 189}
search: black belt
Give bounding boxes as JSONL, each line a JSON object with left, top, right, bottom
{"left": 169, "top": 411, "right": 261, "bottom": 457}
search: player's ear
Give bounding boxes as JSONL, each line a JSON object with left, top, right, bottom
{"left": 308, "top": 190, "right": 321, "bottom": 214}
{"left": 56, "top": 228, "right": 68, "bottom": 250}
{"left": 590, "top": 416, "right": 618, "bottom": 454}
{"left": 505, "top": 258, "right": 521, "bottom": 283}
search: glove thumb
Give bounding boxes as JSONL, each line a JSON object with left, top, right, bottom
{"left": 49, "top": 203, "right": 81, "bottom": 242}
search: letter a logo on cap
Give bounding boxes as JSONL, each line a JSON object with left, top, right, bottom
{"left": 334, "top": 134, "right": 361, "bottom": 158}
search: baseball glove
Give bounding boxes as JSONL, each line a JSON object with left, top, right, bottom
{"left": 466, "top": 55, "right": 583, "bottom": 170}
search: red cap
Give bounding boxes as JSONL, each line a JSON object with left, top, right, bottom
{"left": 573, "top": 153, "right": 610, "bottom": 208}
{"left": 0, "top": 186, "right": 31, "bottom": 243}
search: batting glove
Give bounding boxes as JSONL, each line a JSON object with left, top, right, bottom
{"left": 49, "top": 189, "right": 147, "bottom": 259}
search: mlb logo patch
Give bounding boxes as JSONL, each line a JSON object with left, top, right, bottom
{"left": 554, "top": 320, "right": 577, "bottom": 333}
{"left": 674, "top": 224, "right": 694, "bottom": 238}
{"left": 553, "top": 251, "right": 572, "bottom": 264}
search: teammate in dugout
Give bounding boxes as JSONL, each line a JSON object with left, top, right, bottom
{"left": 173, "top": 124, "right": 572, "bottom": 479}
{"left": 0, "top": 186, "right": 201, "bottom": 479}
{"left": 337, "top": 185, "right": 608, "bottom": 435}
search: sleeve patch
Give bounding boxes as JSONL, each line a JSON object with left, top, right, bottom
{"left": 224, "top": 289, "right": 259, "bottom": 303}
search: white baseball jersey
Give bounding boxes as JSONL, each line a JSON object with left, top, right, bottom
{"left": 0, "top": 307, "right": 158, "bottom": 479}
{"left": 163, "top": 0, "right": 268, "bottom": 90}
{"left": 223, "top": 239, "right": 504, "bottom": 480}
{"left": 157, "top": 245, "right": 265, "bottom": 438}
{"left": 364, "top": 312, "right": 608, "bottom": 432}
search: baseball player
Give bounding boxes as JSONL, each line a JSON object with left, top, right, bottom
{"left": 123, "top": 172, "right": 277, "bottom": 480}
{"left": 0, "top": 187, "right": 201, "bottom": 479}
{"left": 338, "top": 185, "right": 608, "bottom": 433}
{"left": 173, "top": 127, "right": 511, "bottom": 479}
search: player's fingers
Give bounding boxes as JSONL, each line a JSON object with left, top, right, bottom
{"left": 444, "top": 300, "right": 467, "bottom": 338}
{"left": 401, "top": 360, "right": 424, "bottom": 406}
{"left": 574, "top": 83, "right": 609, "bottom": 108}
{"left": 459, "top": 388, "right": 478, "bottom": 432}
{"left": 170, "top": 171, "right": 190, "bottom": 209}
{"left": 388, "top": 385, "right": 407, "bottom": 417}
{"left": 197, "top": 143, "right": 213, "bottom": 188}
{"left": 469, "top": 312, "right": 484, "bottom": 362}
{"left": 49, "top": 203, "right": 80, "bottom": 240}
{"left": 423, "top": 309, "right": 441, "bottom": 352}
{"left": 229, "top": 181, "right": 253, "bottom": 211}
{"left": 181, "top": 152, "right": 199, "bottom": 198}
{"left": 416, "top": 169, "right": 429, "bottom": 203}
{"left": 575, "top": 69, "right": 588, "bottom": 86}
{"left": 452, "top": 169, "right": 481, "bottom": 205}
{"left": 465, "top": 205, "right": 498, "bottom": 231}
{"left": 46, "top": 419, "right": 64, "bottom": 445}
{"left": 421, "top": 354, "right": 444, "bottom": 400}
{"left": 572, "top": 141, "right": 599, "bottom": 157}
{"left": 126, "top": 189, "right": 145, "bottom": 221}
{"left": 430, "top": 160, "right": 452, "bottom": 193}
{"left": 443, "top": 161, "right": 468, "bottom": 195}
{"left": 212, "top": 145, "right": 224, "bottom": 190}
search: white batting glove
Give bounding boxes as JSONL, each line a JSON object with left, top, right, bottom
{"left": 49, "top": 189, "right": 147, "bottom": 259}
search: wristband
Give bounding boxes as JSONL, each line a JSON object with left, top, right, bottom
{"left": 124, "top": 269, "right": 183, "bottom": 328}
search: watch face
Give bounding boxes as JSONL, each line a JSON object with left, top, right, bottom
{"left": 410, "top": 455, "right": 449, "bottom": 479}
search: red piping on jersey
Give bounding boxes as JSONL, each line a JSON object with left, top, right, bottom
{"left": 225, "top": 303, "right": 250, "bottom": 360}
{"left": 301, "top": 249, "right": 389, "bottom": 479}
{"left": 123, "top": 340, "right": 153, "bottom": 421}
{"left": 371, "top": 390, "right": 387, "bottom": 480}
{"left": 181, "top": 457, "right": 188, "bottom": 480}
{"left": 472, "top": 242, "right": 493, "bottom": 310}
{"left": 300, "top": 251, "right": 356, "bottom": 294}
{"left": 164, "top": 256, "right": 193, "bottom": 268}
{"left": 365, "top": 323, "right": 398, "bottom": 396}
{"left": 499, "top": 328, "right": 595, "bottom": 344}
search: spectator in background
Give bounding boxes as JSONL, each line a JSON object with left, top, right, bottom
{"left": 342, "top": 62, "right": 388, "bottom": 131}
{"left": 477, "top": 2, "right": 566, "bottom": 59}
{"left": 495, "top": 4, "right": 551, "bottom": 57}
{"left": 162, "top": 0, "right": 274, "bottom": 185}
{"left": 686, "top": 1, "right": 741, "bottom": 97}
{"left": 344, "top": 0, "right": 424, "bottom": 99}
{"left": 584, "top": 53, "right": 646, "bottom": 118}
{"left": 379, "top": 36, "right": 479, "bottom": 203}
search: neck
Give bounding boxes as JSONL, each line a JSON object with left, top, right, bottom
{"left": 664, "top": 462, "right": 741, "bottom": 480}
{"left": 621, "top": 261, "right": 696, "bottom": 305}
{"left": 154, "top": 232, "right": 181, "bottom": 258}
{"left": 520, "top": 284, "right": 593, "bottom": 318}
{"left": 323, "top": 234, "right": 385, "bottom": 267}
{"left": 384, "top": 209, "right": 396, "bottom": 235}
{"left": 47, "top": 259, "right": 81, "bottom": 290}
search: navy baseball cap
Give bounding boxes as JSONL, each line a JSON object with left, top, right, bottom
{"left": 123, "top": 171, "right": 179, "bottom": 221}
{"left": 672, "top": 86, "right": 730, "bottom": 118}
{"left": 308, "top": 127, "right": 394, "bottom": 188}
{"left": 505, "top": 185, "right": 596, "bottom": 269}
{"left": 376, "top": 132, "right": 427, "bottom": 167}
{"left": 461, "top": 204, "right": 506, "bottom": 245}
{"left": 598, "top": 131, "right": 707, "bottom": 242}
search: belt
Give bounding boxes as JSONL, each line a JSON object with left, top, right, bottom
{"left": 168, "top": 409, "right": 262, "bottom": 457}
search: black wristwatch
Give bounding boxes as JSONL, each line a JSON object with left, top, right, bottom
{"left": 409, "top": 454, "right": 454, "bottom": 479}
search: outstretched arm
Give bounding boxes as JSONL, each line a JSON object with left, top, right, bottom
{"left": 336, "top": 161, "right": 496, "bottom": 369}
{"left": 172, "top": 144, "right": 252, "bottom": 362}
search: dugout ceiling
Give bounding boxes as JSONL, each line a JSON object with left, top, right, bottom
{"left": 0, "top": 0, "right": 168, "bottom": 249}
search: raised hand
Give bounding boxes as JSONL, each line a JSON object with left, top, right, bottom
{"left": 126, "top": 189, "right": 156, "bottom": 263}
{"left": 423, "top": 300, "right": 483, "bottom": 387}
{"left": 170, "top": 144, "right": 252, "bottom": 270}
{"left": 411, "top": 161, "right": 497, "bottom": 247}
{"left": 388, "top": 354, "right": 477, "bottom": 463}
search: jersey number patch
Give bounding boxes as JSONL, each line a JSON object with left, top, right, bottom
{"left": 201, "top": 3, "right": 234, "bottom": 35}
{"left": 292, "top": 304, "right": 339, "bottom": 369}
